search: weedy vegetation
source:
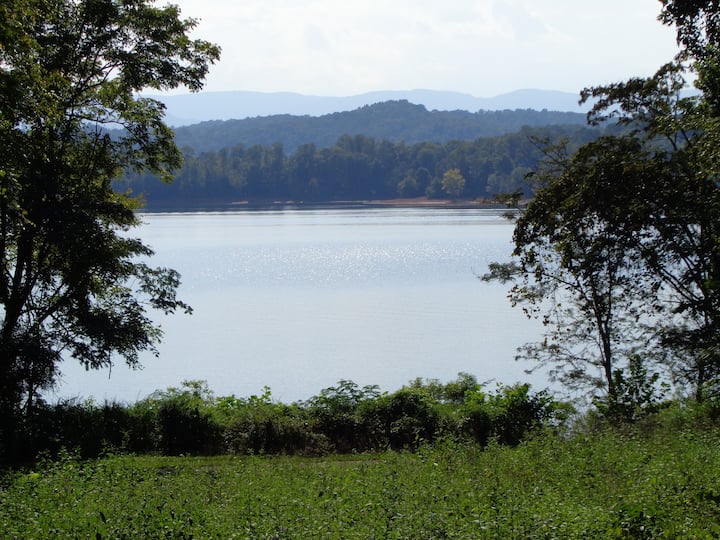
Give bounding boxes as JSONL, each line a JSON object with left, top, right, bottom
{"left": 2, "top": 403, "right": 720, "bottom": 539}
{"left": 2, "top": 376, "right": 720, "bottom": 538}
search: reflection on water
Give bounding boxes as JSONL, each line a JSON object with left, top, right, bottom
{"left": 52, "top": 208, "right": 545, "bottom": 403}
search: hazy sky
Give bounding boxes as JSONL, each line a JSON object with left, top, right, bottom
{"left": 172, "top": 0, "right": 682, "bottom": 97}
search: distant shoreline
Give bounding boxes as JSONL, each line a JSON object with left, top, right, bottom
{"left": 351, "top": 197, "right": 499, "bottom": 208}
{"left": 140, "top": 196, "right": 505, "bottom": 213}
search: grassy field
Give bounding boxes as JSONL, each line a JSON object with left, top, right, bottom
{"left": 2, "top": 423, "right": 720, "bottom": 539}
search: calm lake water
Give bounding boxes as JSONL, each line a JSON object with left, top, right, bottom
{"left": 52, "top": 207, "right": 546, "bottom": 403}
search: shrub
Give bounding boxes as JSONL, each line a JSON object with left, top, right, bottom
{"left": 130, "top": 380, "right": 222, "bottom": 455}
{"left": 405, "top": 372, "right": 481, "bottom": 405}
{"left": 215, "top": 388, "right": 319, "bottom": 455}
{"left": 460, "top": 384, "right": 560, "bottom": 446}
{"left": 304, "top": 380, "right": 381, "bottom": 453}
{"left": 1, "top": 377, "right": 570, "bottom": 466}
{"left": 359, "top": 388, "right": 440, "bottom": 450}
{"left": 594, "top": 355, "right": 668, "bottom": 423}
{"left": 20, "top": 399, "right": 132, "bottom": 460}
{"left": 156, "top": 400, "right": 221, "bottom": 455}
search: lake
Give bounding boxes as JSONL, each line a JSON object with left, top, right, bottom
{"left": 51, "top": 207, "right": 546, "bottom": 403}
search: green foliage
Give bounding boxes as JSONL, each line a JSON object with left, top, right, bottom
{"left": 0, "top": 0, "right": 219, "bottom": 462}
{"left": 19, "top": 398, "right": 132, "bottom": 461}
{"left": 155, "top": 403, "right": 220, "bottom": 457}
{"left": 594, "top": 355, "right": 668, "bottom": 423}
{"left": 117, "top": 124, "right": 602, "bottom": 206}
{"left": 3, "top": 418, "right": 720, "bottom": 538}
{"left": 216, "top": 388, "right": 318, "bottom": 456}
{"left": 485, "top": 135, "right": 666, "bottom": 401}
{"left": 1, "top": 376, "right": 566, "bottom": 465}
{"left": 578, "top": 13, "right": 720, "bottom": 403}
{"left": 169, "top": 100, "right": 590, "bottom": 154}
{"left": 460, "top": 383, "right": 561, "bottom": 446}
{"left": 488, "top": 2, "right": 720, "bottom": 404}
{"left": 406, "top": 371, "right": 481, "bottom": 404}
{"left": 304, "top": 380, "right": 380, "bottom": 453}
{"left": 359, "top": 387, "right": 441, "bottom": 450}
{"left": 440, "top": 167, "right": 466, "bottom": 199}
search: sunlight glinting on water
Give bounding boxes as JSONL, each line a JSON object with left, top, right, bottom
{"left": 53, "top": 208, "right": 545, "bottom": 403}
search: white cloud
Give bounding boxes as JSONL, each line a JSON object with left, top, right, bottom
{"left": 172, "top": 0, "right": 681, "bottom": 96}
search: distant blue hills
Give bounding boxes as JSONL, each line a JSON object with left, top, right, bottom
{"left": 149, "top": 88, "right": 588, "bottom": 126}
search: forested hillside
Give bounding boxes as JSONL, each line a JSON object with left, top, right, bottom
{"left": 118, "top": 123, "right": 602, "bottom": 207}
{"left": 151, "top": 88, "right": 588, "bottom": 125}
{"left": 170, "top": 100, "right": 588, "bottom": 154}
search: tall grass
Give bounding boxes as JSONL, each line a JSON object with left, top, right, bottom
{"left": 2, "top": 422, "right": 720, "bottom": 538}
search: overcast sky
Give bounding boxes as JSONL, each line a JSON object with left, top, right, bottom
{"left": 172, "top": 0, "right": 682, "bottom": 97}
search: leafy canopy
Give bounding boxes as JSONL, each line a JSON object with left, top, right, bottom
{"left": 0, "top": 0, "right": 220, "bottom": 421}
{"left": 487, "top": 0, "right": 720, "bottom": 406}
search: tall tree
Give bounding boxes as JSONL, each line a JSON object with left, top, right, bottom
{"left": 489, "top": 0, "right": 720, "bottom": 404}
{"left": 441, "top": 168, "right": 466, "bottom": 199}
{"left": 577, "top": 5, "right": 720, "bottom": 401}
{"left": 485, "top": 137, "right": 661, "bottom": 403}
{"left": 0, "top": 0, "right": 220, "bottom": 454}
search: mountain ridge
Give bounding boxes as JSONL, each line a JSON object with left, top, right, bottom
{"left": 149, "top": 88, "right": 587, "bottom": 126}
{"left": 169, "top": 99, "right": 589, "bottom": 154}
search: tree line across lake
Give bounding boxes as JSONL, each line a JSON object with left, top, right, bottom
{"left": 117, "top": 124, "right": 602, "bottom": 207}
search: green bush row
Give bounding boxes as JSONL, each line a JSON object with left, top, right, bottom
{"left": 6, "top": 374, "right": 565, "bottom": 464}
